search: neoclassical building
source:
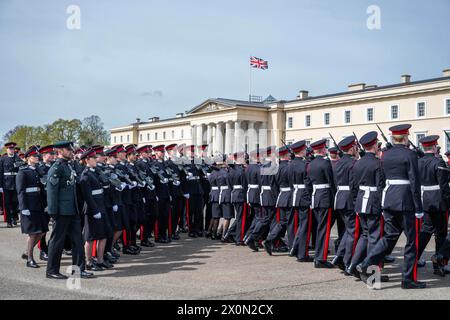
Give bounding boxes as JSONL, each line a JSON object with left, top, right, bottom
{"left": 110, "top": 69, "right": 450, "bottom": 158}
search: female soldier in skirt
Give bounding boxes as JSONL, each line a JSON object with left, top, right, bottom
{"left": 207, "top": 157, "right": 222, "bottom": 240}
{"left": 80, "top": 149, "right": 112, "bottom": 271}
{"left": 17, "top": 147, "right": 48, "bottom": 268}
{"left": 218, "top": 156, "right": 234, "bottom": 242}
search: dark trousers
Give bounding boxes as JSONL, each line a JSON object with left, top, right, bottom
{"left": 228, "top": 203, "right": 250, "bottom": 243}
{"left": 351, "top": 214, "right": 381, "bottom": 266}
{"left": 126, "top": 204, "right": 138, "bottom": 246}
{"left": 187, "top": 195, "right": 203, "bottom": 233}
{"left": 3, "top": 190, "right": 18, "bottom": 224}
{"left": 286, "top": 207, "right": 298, "bottom": 249}
{"left": 267, "top": 207, "right": 291, "bottom": 243}
{"left": 244, "top": 204, "right": 259, "bottom": 242}
{"left": 314, "top": 207, "right": 334, "bottom": 262}
{"left": 157, "top": 199, "right": 170, "bottom": 240}
{"left": 292, "top": 207, "right": 314, "bottom": 259}
{"left": 364, "top": 210, "right": 418, "bottom": 282}
{"left": 203, "top": 195, "right": 212, "bottom": 232}
{"left": 171, "top": 197, "right": 184, "bottom": 237}
{"left": 333, "top": 209, "right": 346, "bottom": 251}
{"left": 142, "top": 200, "right": 157, "bottom": 241}
{"left": 39, "top": 234, "right": 49, "bottom": 254}
{"left": 418, "top": 210, "right": 448, "bottom": 258}
{"left": 47, "top": 215, "right": 85, "bottom": 274}
{"left": 335, "top": 209, "right": 359, "bottom": 266}
{"left": 250, "top": 206, "right": 276, "bottom": 242}
{"left": 439, "top": 232, "right": 450, "bottom": 258}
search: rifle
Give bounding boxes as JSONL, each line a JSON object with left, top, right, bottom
{"left": 375, "top": 124, "right": 393, "bottom": 149}
{"left": 328, "top": 133, "right": 343, "bottom": 157}
{"left": 438, "top": 166, "right": 450, "bottom": 172}
{"left": 353, "top": 132, "right": 366, "bottom": 157}
{"left": 281, "top": 139, "right": 295, "bottom": 160}
{"left": 408, "top": 139, "right": 425, "bottom": 158}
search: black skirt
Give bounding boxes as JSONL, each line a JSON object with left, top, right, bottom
{"left": 20, "top": 210, "right": 49, "bottom": 235}
{"left": 83, "top": 214, "right": 108, "bottom": 241}
{"left": 221, "top": 203, "right": 234, "bottom": 219}
{"left": 211, "top": 202, "right": 222, "bottom": 218}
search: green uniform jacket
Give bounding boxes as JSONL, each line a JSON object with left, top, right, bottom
{"left": 47, "top": 158, "right": 78, "bottom": 216}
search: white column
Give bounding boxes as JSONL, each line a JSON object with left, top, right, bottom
{"left": 225, "top": 121, "right": 234, "bottom": 155}
{"left": 196, "top": 124, "right": 203, "bottom": 147}
{"left": 234, "top": 120, "right": 245, "bottom": 152}
{"left": 206, "top": 123, "right": 213, "bottom": 155}
{"left": 215, "top": 122, "right": 224, "bottom": 155}
{"left": 258, "top": 121, "right": 268, "bottom": 150}
{"left": 191, "top": 125, "right": 196, "bottom": 145}
{"left": 247, "top": 121, "right": 257, "bottom": 152}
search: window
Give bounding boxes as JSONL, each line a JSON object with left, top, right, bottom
{"left": 113, "top": 136, "right": 116, "bottom": 144}
{"left": 417, "top": 102, "right": 426, "bottom": 118}
{"left": 147, "top": 133, "right": 150, "bottom": 141}
{"left": 415, "top": 132, "right": 426, "bottom": 146}
{"left": 391, "top": 105, "right": 399, "bottom": 120}
{"left": 324, "top": 113, "right": 330, "bottom": 125}
{"left": 344, "top": 110, "right": 351, "bottom": 124}
{"left": 367, "top": 108, "right": 374, "bottom": 122}
{"left": 305, "top": 115, "right": 311, "bottom": 127}
{"left": 181, "top": 129, "right": 184, "bottom": 139}
{"left": 305, "top": 140, "right": 311, "bottom": 147}
{"left": 163, "top": 132, "right": 166, "bottom": 140}
{"left": 445, "top": 130, "right": 450, "bottom": 152}
{"left": 120, "top": 136, "right": 123, "bottom": 143}
{"left": 172, "top": 130, "right": 175, "bottom": 139}
{"left": 127, "top": 135, "right": 130, "bottom": 142}
{"left": 155, "top": 132, "right": 158, "bottom": 140}
{"left": 446, "top": 99, "right": 450, "bottom": 115}
{"left": 288, "top": 117, "right": 293, "bottom": 128}
{"left": 139, "top": 134, "right": 142, "bottom": 142}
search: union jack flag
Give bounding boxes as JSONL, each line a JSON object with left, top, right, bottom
{"left": 250, "top": 56, "right": 268, "bottom": 69}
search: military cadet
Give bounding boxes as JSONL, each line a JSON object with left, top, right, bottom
{"left": 227, "top": 151, "right": 249, "bottom": 245}
{"left": 345, "top": 132, "right": 385, "bottom": 278}
{"left": 217, "top": 156, "right": 233, "bottom": 241}
{"left": 176, "top": 144, "right": 189, "bottom": 233}
{"left": 152, "top": 145, "right": 172, "bottom": 242}
{"left": 184, "top": 145, "right": 204, "bottom": 238}
{"left": 79, "top": 149, "right": 112, "bottom": 271}
{"left": 308, "top": 139, "right": 336, "bottom": 268}
{"left": 357, "top": 124, "right": 426, "bottom": 289}
{"left": 199, "top": 145, "right": 213, "bottom": 237}
{"left": 416, "top": 135, "right": 450, "bottom": 276}
{"left": 289, "top": 140, "right": 314, "bottom": 262}
{"left": 328, "top": 147, "right": 340, "bottom": 163}
{"left": 331, "top": 136, "right": 358, "bottom": 271}
{"left": 244, "top": 149, "right": 262, "bottom": 251}
{"left": 46, "top": 141, "right": 93, "bottom": 279}
{"left": 0, "top": 142, "right": 22, "bottom": 228}
{"left": 36, "top": 145, "right": 55, "bottom": 261}
{"left": 17, "top": 147, "right": 48, "bottom": 268}
{"left": 165, "top": 144, "right": 184, "bottom": 240}
{"left": 262, "top": 146, "right": 292, "bottom": 255}
{"left": 207, "top": 156, "right": 222, "bottom": 240}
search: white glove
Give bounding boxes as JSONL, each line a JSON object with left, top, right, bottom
{"left": 112, "top": 205, "right": 118, "bottom": 213}
{"left": 142, "top": 197, "right": 146, "bottom": 204}
{"left": 21, "top": 209, "right": 31, "bottom": 216}
{"left": 184, "top": 193, "right": 190, "bottom": 199}
{"left": 128, "top": 183, "right": 136, "bottom": 190}
{"left": 170, "top": 196, "right": 172, "bottom": 202}
{"left": 0, "top": 188, "right": 3, "bottom": 193}
{"left": 415, "top": 212, "right": 424, "bottom": 219}
{"left": 121, "top": 183, "right": 127, "bottom": 190}
{"left": 93, "top": 212, "right": 102, "bottom": 219}
{"left": 156, "top": 196, "right": 159, "bottom": 202}
{"left": 44, "top": 207, "right": 48, "bottom": 213}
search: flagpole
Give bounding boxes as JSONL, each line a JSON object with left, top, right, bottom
{"left": 249, "top": 57, "right": 252, "bottom": 102}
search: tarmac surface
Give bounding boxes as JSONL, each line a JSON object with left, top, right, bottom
{"left": 0, "top": 219, "right": 449, "bottom": 300}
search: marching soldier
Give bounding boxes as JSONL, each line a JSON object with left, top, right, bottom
{"left": 289, "top": 140, "right": 314, "bottom": 262}
{"left": 207, "top": 156, "right": 222, "bottom": 240}
{"left": 416, "top": 135, "right": 450, "bottom": 276}
{"left": 184, "top": 145, "right": 204, "bottom": 238}
{"left": 357, "top": 124, "right": 426, "bottom": 289}
{"left": 218, "top": 156, "right": 233, "bottom": 241}
{"left": 0, "top": 142, "right": 22, "bottom": 228}
{"left": 308, "top": 139, "right": 336, "bottom": 268}
{"left": 166, "top": 144, "right": 184, "bottom": 240}
{"left": 328, "top": 147, "right": 340, "bottom": 163}
{"left": 331, "top": 136, "right": 358, "bottom": 271}
{"left": 17, "top": 147, "right": 48, "bottom": 268}
{"left": 46, "top": 141, "right": 93, "bottom": 279}
{"left": 244, "top": 149, "right": 262, "bottom": 251}
{"left": 199, "top": 145, "right": 213, "bottom": 237}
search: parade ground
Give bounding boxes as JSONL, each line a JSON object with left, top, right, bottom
{"left": 1, "top": 221, "right": 449, "bottom": 300}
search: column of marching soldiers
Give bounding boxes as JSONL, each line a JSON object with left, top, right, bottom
{"left": 1, "top": 123, "right": 450, "bottom": 289}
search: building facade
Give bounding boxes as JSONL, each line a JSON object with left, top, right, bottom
{"left": 110, "top": 69, "right": 450, "bottom": 158}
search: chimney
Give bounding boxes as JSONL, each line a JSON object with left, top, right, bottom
{"left": 443, "top": 69, "right": 450, "bottom": 77}
{"left": 401, "top": 74, "right": 411, "bottom": 84}
{"left": 297, "top": 90, "right": 309, "bottom": 100}
{"left": 348, "top": 83, "right": 366, "bottom": 91}
{"left": 365, "top": 85, "right": 378, "bottom": 90}
{"left": 176, "top": 113, "right": 184, "bottom": 118}
{"left": 148, "top": 117, "right": 160, "bottom": 122}
{"left": 136, "top": 118, "right": 141, "bottom": 123}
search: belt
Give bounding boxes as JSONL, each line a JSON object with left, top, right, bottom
{"left": 92, "top": 189, "right": 104, "bottom": 196}
{"left": 260, "top": 186, "right": 272, "bottom": 205}
{"left": 421, "top": 185, "right": 440, "bottom": 203}
{"left": 103, "top": 185, "right": 110, "bottom": 189}
{"left": 219, "top": 186, "right": 228, "bottom": 205}
{"left": 211, "top": 186, "right": 219, "bottom": 191}
{"left": 4, "top": 172, "right": 17, "bottom": 176}
{"left": 359, "top": 185, "right": 377, "bottom": 213}
{"left": 261, "top": 186, "right": 271, "bottom": 190}
{"left": 292, "top": 184, "right": 305, "bottom": 207}
{"left": 280, "top": 187, "right": 291, "bottom": 192}
{"left": 276, "top": 187, "right": 291, "bottom": 208}
{"left": 233, "top": 185, "right": 243, "bottom": 189}
{"left": 188, "top": 176, "right": 200, "bottom": 181}
{"left": 311, "top": 184, "right": 330, "bottom": 208}
{"left": 25, "top": 187, "right": 40, "bottom": 193}
{"left": 247, "top": 184, "right": 259, "bottom": 204}
{"left": 334, "top": 185, "right": 350, "bottom": 209}
{"left": 382, "top": 179, "right": 410, "bottom": 207}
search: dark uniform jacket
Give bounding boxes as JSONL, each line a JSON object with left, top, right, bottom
{"left": 333, "top": 154, "right": 356, "bottom": 211}
{"left": 218, "top": 168, "right": 231, "bottom": 204}
{"left": 46, "top": 158, "right": 78, "bottom": 216}
{"left": 37, "top": 162, "right": 52, "bottom": 210}
{"left": 136, "top": 159, "right": 157, "bottom": 202}
{"left": 228, "top": 164, "right": 247, "bottom": 204}
{"left": 288, "top": 157, "right": 311, "bottom": 208}
{"left": 80, "top": 167, "right": 106, "bottom": 216}
{"left": 127, "top": 161, "right": 146, "bottom": 203}
{"left": 116, "top": 161, "right": 133, "bottom": 205}
{"left": 208, "top": 166, "right": 221, "bottom": 203}
{"left": 184, "top": 161, "right": 204, "bottom": 196}
{"left": 352, "top": 152, "right": 385, "bottom": 215}
{"left": 166, "top": 159, "right": 184, "bottom": 199}
{"left": 0, "top": 154, "right": 22, "bottom": 190}
{"left": 275, "top": 160, "right": 291, "bottom": 208}
{"left": 259, "top": 161, "right": 279, "bottom": 207}
{"left": 382, "top": 144, "right": 423, "bottom": 213}
{"left": 307, "top": 155, "right": 336, "bottom": 209}
{"left": 106, "top": 164, "right": 123, "bottom": 207}
{"left": 152, "top": 160, "right": 171, "bottom": 200}
{"left": 245, "top": 163, "right": 261, "bottom": 205}
{"left": 418, "top": 153, "right": 450, "bottom": 212}
{"left": 16, "top": 166, "right": 44, "bottom": 212}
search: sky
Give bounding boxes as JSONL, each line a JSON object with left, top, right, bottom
{"left": 1, "top": 0, "right": 449, "bottom": 140}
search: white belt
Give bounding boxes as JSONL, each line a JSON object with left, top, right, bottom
{"left": 276, "top": 187, "right": 291, "bottom": 208}
{"left": 311, "top": 184, "right": 330, "bottom": 208}
{"left": 219, "top": 186, "right": 228, "bottom": 204}
{"left": 25, "top": 187, "right": 40, "bottom": 193}
{"left": 92, "top": 189, "right": 104, "bottom": 196}
{"left": 4, "top": 172, "right": 17, "bottom": 176}
{"left": 359, "top": 186, "right": 377, "bottom": 213}
{"left": 247, "top": 184, "right": 259, "bottom": 204}
{"left": 260, "top": 186, "right": 271, "bottom": 205}
{"left": 280, "top": 187, "right": 291, "bottom": 192}
{"left": 421, "top": 185, "right": 440, "bottom": 203}
{"left": 103, "top": 185, "right": 110, "bottom": 189}
{"left": 382, "top": 179, "right": 410, "bottom": 207}
{"left": 211, "top": 186, "right": 219, "bottom": 191}
{"left": 188, "top": 176, "right": 200, "bottom": 181}
{"left": 334, "top": 185, "right": 350, "bottom": 209}
{"left": 261, "top": 186, "right": 271, "bottom": 190}
{"left": 292, "top": 184, "right": 305, "bottom": 207}
{"left": 233, "top": 185, "right": 243, "bottom": 189}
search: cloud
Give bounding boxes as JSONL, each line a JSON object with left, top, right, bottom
{"left": 141, "top": 90, "right": 163, "bottom": 97}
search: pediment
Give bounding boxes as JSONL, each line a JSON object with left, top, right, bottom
{"left": 187, "top": 99, "right": 235, "bottom": 114}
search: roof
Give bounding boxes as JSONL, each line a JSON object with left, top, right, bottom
{"left": 187, "top": 97, "right": 272, "bottom": 114}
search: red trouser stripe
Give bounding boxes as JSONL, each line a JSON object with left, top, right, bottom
{"left": 140, "top": 225, "right": 144, "bottom": 241}
{"left": 305, "top": 208, "right": 313, "bottom": 255}
{"left": 38, "top": 240, "right": 41, "bottom": 250}
{"left": 186, "top": 199, "right": 191, "bottom": 232}
{"left": 413, "top": 218, "right": 421, "bottom": 282}
{"left": 154, "top": 220, "right": 159, "bottom": 241}
{"left": 92, "top": 240, "right": 97, "bottom": 258}
{"left": 323, "top": 208, "right": 332, "bottom": 261}
{"left": 168, "top": 207, "right": 173, "bottom": 237}
{"left": 122, "top": 229, "right": 127, "bottom": 246}
{"left": 276, "top": 208, "right": 280, "bottom": 222}
{"left": 378, "top": 215, "right": 385, "bottom": 269}
{"left": 294, "top": 210, "right": 299, "bottom": 235}
{"left": 352, "top": 215, "right": 360, "bottom": 256}
{"left": 240, "top": 203, "right": 247, "bottom": 242}
{"left": 2, "top": 192, "right": 6, "bottom": 222}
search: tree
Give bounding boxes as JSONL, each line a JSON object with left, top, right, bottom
{"left": 79, "top": 115, "right": 109, "bottom": 146}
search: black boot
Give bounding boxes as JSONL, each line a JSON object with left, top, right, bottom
{"left": 263, "top": 240, "right": 273, "bottom": 256}
{"left": 401, "top": 280, "right": 427, "bottom": 289}
{"left": 331, "top": 256, "right": 346, "bottom": 271}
